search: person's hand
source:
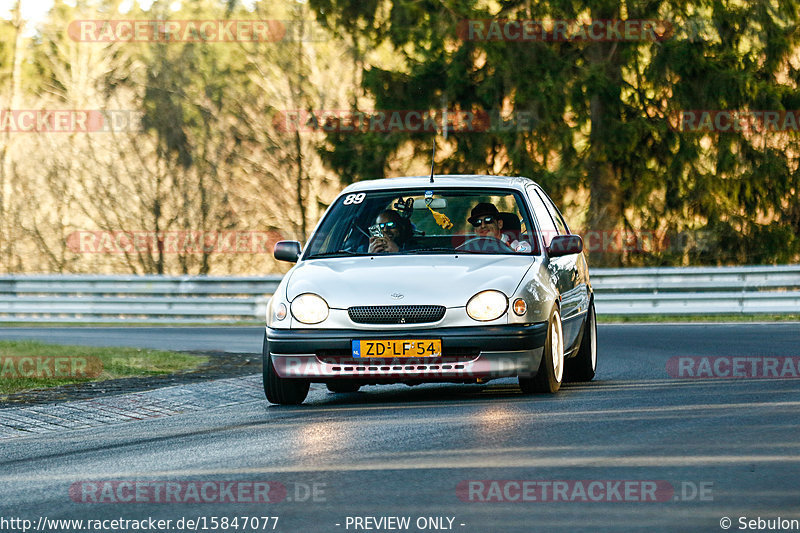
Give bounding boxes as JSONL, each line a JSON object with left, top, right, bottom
{"left": 368, "top": 236, "right": 386, "bottom": 253}
{"left": 368, "top": 237, "right": 399, "bottom": 253}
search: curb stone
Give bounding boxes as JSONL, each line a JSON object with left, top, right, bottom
{"left": 0, "top": 374, "right": 265, "bottom": 439}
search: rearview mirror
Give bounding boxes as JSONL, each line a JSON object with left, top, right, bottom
{"left": 548, "top": 234, "right": 583, "bottom": 257}
{"left": 413, "top": 198, "right": 447, "bottom": 209}
{"left": 274, "top": 240, "right": 302, "bottom": 262}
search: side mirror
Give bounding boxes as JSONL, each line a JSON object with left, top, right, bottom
{"left": 274, "top": 240, "right": 302, "bottom": 262}
{"left": 548, "top": 234, "right": 583, "bottom": 257}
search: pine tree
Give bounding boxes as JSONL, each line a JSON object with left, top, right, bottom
{"left": 309, "top": 0, "right": 800, "bottom": 265}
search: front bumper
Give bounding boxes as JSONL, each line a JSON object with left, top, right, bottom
{"left": 266, "top": 323, "right": 547, "bottom": 381}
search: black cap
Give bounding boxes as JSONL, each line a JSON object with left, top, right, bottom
{"left": 468, "top": 202, "right": 500, "bottom": 224}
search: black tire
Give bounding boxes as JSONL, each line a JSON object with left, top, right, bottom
{"left": 326, "top": 381, "right": 361, "bottom": 393}
{"left": 565, "top": 300, "right": 597, "bottom": 382}
{"left": 262, "top": 334, "right": 310, "bottom": 405}
{"left": 519, "top": 306, "right": 564, "bottom": 394}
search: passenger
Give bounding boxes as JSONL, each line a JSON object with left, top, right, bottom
{"left": 467, "top": 202, "right": 531, "bottom": 252}
{"left": 368, "top": 210, "right": 411, "bottom": 253}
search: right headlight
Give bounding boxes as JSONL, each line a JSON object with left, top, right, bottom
{"left": 291, "top": 293, "right": 329, "bottom": 324}
{"left": 466, "top": 290, "right": 508, "bottom": 321}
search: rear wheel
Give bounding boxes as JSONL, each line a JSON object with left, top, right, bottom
{"left": 519, "top": 306, "right": 564, "bottom": 394}
{"left": 326, "top": 381, "right": 361, "bottom": 393}
{"left": 262, "top": 334, "right": 309, "bottom": 405}
{"left": 565, "top": 300, "right": 597, "bottom": 382}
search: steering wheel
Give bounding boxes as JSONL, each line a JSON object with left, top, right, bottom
{"left": 455, "top": 237, "right": 514, "bottom": 253}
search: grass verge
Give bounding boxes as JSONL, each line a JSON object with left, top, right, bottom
{"left": 0, "top": 340, "right": 207, "bottom": 395}
{"left": 598, "top": 314, "right": 800, "bottom": 323}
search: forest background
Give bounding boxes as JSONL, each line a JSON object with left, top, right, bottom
{"left": 1, "top": 0, "right": 798, "bottom": 274}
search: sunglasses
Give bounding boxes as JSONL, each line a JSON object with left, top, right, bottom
{"left": 471, "top": 215, "right": 496, "bottom": 227}
{"left": 375, "top": 221, "right": 397, "bottom": 229}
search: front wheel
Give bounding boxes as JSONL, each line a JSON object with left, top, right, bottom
{"left": 565, "top": 300, "right": 597, "bottom": 382}
{"left": 519, "top": 306, "right": 564, "bottom": 394}
{"left": 262, "top": 335, "right": 310, "bottom": 405}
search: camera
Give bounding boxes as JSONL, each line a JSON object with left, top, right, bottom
{"left": 368, "top": 224, "right": 384, "bottom": 238}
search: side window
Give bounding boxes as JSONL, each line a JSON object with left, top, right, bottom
{"left": 536, "top": 190, "right": 569, "bottom": 235}
{"left": 527, "top": 188, "right": 559, "bottom": 247}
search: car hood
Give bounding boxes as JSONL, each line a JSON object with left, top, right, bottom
{"left": 285, "top": 255, "right": 536, "bottom": 308}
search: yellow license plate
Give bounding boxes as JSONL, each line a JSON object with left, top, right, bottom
{"left": 353, "top": 339, "right": 442, "bottom": 358}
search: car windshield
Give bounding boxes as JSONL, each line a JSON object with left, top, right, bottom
{"left": 304, "top": 188, "right": 540, "bottom": 258}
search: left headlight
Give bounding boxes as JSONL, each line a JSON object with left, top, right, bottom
{"left": 291, "top": 293, "right": 329, "bottom": 324}
{"left": 466, "top": 290, "right": 508, "bottom": 321}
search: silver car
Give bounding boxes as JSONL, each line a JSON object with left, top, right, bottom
{"left": 263, "top": 175, "right": 597, "bottom": 404}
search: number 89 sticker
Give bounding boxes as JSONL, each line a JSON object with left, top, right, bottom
{"left": 342, "top": 193, "right": 366, "bottom": 205}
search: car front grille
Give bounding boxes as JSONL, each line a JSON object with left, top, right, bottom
{"left": 347, "top": 305, "right": 446, "bottom": 324}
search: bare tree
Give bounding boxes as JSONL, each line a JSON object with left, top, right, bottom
{"left": 0, "top": 1, "right": 25, "bottom": 272}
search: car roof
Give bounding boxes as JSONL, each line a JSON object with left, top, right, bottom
{"left": 340, "top": 175, "right": 539, "bottom": 194}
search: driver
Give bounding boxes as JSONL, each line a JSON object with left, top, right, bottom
{"left": 467, "top": 202, "right": 531, "bottom": 253}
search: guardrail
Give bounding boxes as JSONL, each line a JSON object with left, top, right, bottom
{"left": 0, "top": 265, "right": 797, "bottom": 322}
{"left": 591, "top": 265, "right": 800, "bottom": 315}
{"left": 0, "top": 276, "right": 282, "bottom": 323}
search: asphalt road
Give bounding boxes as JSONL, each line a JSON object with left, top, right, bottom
{"left": 0, "top": 327, "right": 264, "bottom": 353}
{"left": 1, "top": 323, "right": 799, "bottom": 533}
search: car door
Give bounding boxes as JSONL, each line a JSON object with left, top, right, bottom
{"left": 526, "top": 186, "right": 586, "bottom": 347}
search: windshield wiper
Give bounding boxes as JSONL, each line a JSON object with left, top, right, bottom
{"left": 306, "top": 249, "right": 364, "bottom": 259}
{"left": 405, "top": 247, "right": 459, "bottom": 254}
{"left": 405, "top": 247, "right": 502, "bottom": 255}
